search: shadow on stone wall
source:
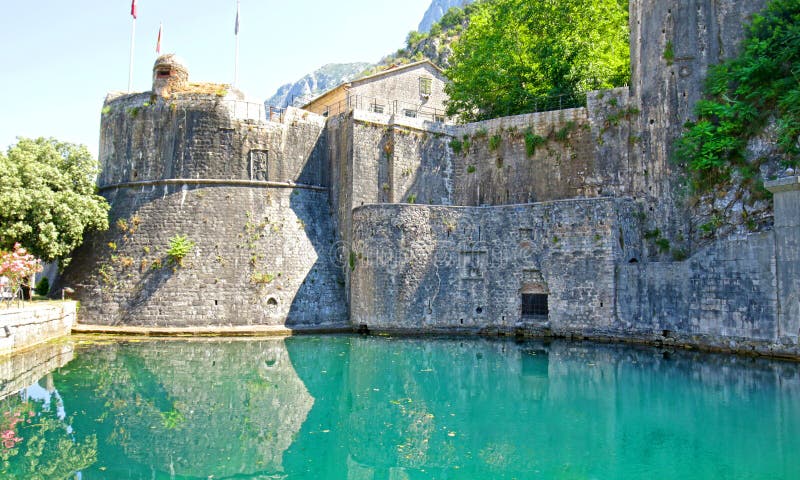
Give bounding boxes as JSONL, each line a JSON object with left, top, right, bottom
{"left": 286, "top": 134, "right": 348, "bottom": 326}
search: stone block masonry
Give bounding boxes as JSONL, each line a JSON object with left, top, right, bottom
{"left": 350, "top": 198, "right": 642, "bottom": 333}
{"left": 0, "top": 302, "right": 76, "bottom": 356}
{"left": 60, "top": 185, "right": 346, "bottom": 327}
{"left": 57, "top": 75, "right": 347, "bottom": 327}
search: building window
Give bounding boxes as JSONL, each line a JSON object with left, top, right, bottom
{"left": 522, "top": 293, "right": 548, "bottom": 317}
{"left": 403, "top": 109, "right": 418, "bottom": 118}
{"left": 434, "top": 115, "right": 446, "bottom": 123}
{"left": 372, "top": 104, "right": 385, "bottom": 114}
{"left": 419, "top": 77, "right": 432, "bottom": 97}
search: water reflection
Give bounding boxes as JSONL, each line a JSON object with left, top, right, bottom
{"left": 0, "top": 342, "right": 95, "bottom": 479}
{"left": 0, "top": 336, "right": 798, "bottom": 479}
{"left": 56, "top": 338, "right": 313, "bottom": 478}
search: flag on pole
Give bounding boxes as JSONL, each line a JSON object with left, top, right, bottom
{"left": 131, "top": 0, "right": 137, "bottom": 19}
{"left": 156, "top": 23, "right": 162, "bottom": 54}
{"left": 235, "top": 1, "right": 240, "bottom": 35}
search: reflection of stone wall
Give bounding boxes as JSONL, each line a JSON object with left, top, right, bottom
{"left": 301, "top": 336, "right": 800, "bottom": 478}
{"left": 0, "top": 341, "right": 73, "bottom": 400}
{"left": 60, "top": 339, "right": 313, "bottom": 478}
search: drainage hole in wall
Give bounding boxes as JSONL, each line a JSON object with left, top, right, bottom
{"left": 476, "top": 307, "right": 483, "bottom": 314}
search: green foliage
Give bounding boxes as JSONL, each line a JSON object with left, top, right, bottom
{"left": 407, "top": 194, "right": 417, "bottom": 203}
{"left": 166, "top": 235, "right": 195, "bottom": 266}
{"left": 445, "top": 0, "right": 630, "bottom": 121}
{"left": 406, "top": 30, "right": 428, "bottom": 47}
{"left": 489, "top": 134, "right": 502, "bottom": 151}
{"left": 676, "top": 0, "right": 800, "bottom": 196}
{"left": 251, "top": 272, "right": 275, "bottom": 284}
{"left": 440, "top": 7, "right": 466, "bottom": 29}
{"left": 663, "top": 40, "right": 675, "bottom": 65}
{"left": 655, "top": 237, "right": 671, "bottom": 253}
{"left": 643, "top": 228, "right": 661, "bottom": 240}
{"left": 524, "top": 130, "right": 546, "bottom": 156}
{"left": 467, "top": 165, "right": 477, "bottom": 173}
{"left": 0, "top": 396, "right": 97, "bottom": 478}
{"left": 0, "top": 138, "right": 110, "bottom": 265}
{"left": 450, "top": 138, "right": 464, "bottom": 155}
{"left": 349, "top": 251, "right": 356, "bottom": 271}
{"left": 555, "top": 121, "right": 577, "bottom": 142}
{"left": 34, "top": 276, "right": 49, "bottom": 296}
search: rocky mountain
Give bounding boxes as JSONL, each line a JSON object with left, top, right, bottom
{"left": 266, "top": 62, "right": 370, "bottom": 108}
{"left": 417, "top": 0, "right": 474, "bottom": 33}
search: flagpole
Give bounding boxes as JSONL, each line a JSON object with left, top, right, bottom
{"left": 128, "top": 14, "right": 136, "bottom": 92}
{"left": 234, "top": 0, "right": 240, "bottom": 88}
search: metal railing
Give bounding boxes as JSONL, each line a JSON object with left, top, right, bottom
{"left": 1, "top": 285, "right": 23, "bottom": 308}
{"left": 218, "top": 100, "right": 286, "bottom": 123}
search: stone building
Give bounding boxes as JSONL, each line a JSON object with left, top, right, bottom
{"left": 301, "top": 60, "right": 448, "bottom": 122}
{"left": 57, "top": 0, "right": 800, "bottom": 358}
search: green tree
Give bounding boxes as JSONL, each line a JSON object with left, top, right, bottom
{"left": 444, "top": 0, "right": 630, "bottom": 121}
{"left": 676, "top": 0, "right": 800, "bottom": 195}
{"left": 0, "top": 138, "right": 109, "bottom": 265}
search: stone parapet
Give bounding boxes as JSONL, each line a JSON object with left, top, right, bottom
{"left": 0, "top": 302, "right": 76, "bottom": 356}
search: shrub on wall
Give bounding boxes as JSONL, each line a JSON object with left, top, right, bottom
{"left": 676, "top": 0, "right": 799, "bottom": 198}
{"left": 166, "top": 235, "right": 196, "bottom": 267}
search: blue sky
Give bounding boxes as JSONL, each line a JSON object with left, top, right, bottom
{"left": 0, "top": 0, "right": 431, "bottom": 157}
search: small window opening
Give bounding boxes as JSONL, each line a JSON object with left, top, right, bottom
{"left": 522, "top": 293, "right": 548, "bottom": 317}
{"left": 371, "top": 104, "right": 385, "bottom": 114}
{"left": 419, "top": 77, "right": 432, "bottom": 97}
{"left": 459, "top": 318, "right": 464, "bottom": 325}
{"left": 267, "top": 297, "right": 278, "bottom": 306}
{"left": 434, "top": 115, "right": 445, "bottom": 123}
{"left": 403, "top": 109, "right": 418, "bottom": 118}
{"left": 214, "top": 300, "right": 218, "bottom": 306}
{"left": 476, "top": 306, "right": 483, "bottom": 314}
{"left": 156, "top": 68, "right": 171, "bottom": 78}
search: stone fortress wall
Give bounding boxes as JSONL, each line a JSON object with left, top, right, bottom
{"left": 59, "top": 83, "right": 347, "bottom": 327}
{"left": 59, "top": 0, "right": 800, "bottom": 356}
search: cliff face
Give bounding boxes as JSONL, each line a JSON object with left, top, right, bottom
{"left": 417, "top": 0, "right": 474, "bottom": 33}
{"left": 266, "top": 63, "right": 370, "bottom": 108}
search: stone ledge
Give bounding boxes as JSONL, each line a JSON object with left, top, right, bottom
{"left": 98, "top": 178, "right": 328, "bottom": 193}
{"left": 362, "top": 325, "right": 800, "bottom": 362}
{"left": 765, "top": 175, "right": 800, "bottom": 193}
{"left": 72, "top": 323, "right": 353, "bottom": 337}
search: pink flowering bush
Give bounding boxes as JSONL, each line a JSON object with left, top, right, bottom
{"left": 0, "top": 411, "right": 25, "bottom": 451}
{"left": 0, "top": 243, "right": 43, "bottom": 298}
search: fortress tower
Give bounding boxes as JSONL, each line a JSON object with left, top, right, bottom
{"left": 58, "top": 56, "right": 347, "bottom": 327}
{"left": 151, "top": 54, "right": 189, "bottom": 98}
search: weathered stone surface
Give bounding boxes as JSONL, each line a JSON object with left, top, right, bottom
{"left": 56, "top": 0, "right": 800, "bottom": 359}
{"left": 0, "top": 302, "right": 76, "bottom": 356}
{"left": 350, "top": 199, "right": 642, "bottom": 332}
{"left": 0, "top": 340, "right": 73, "bottom": 400}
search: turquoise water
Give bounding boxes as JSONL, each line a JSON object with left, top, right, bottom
{"left": 1, "top": 335, "right": 799, "bottom": 479}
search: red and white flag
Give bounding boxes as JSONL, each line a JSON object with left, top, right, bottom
{"left": 131, "top": 0, "right": 137, "bottom": 19}
{"left": 156, "top": 23, "right": 162, "bottom": 54}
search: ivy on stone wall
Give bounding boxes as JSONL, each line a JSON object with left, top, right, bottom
{"left": 676, "top": 0, "right": 800, "bottom": 198}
